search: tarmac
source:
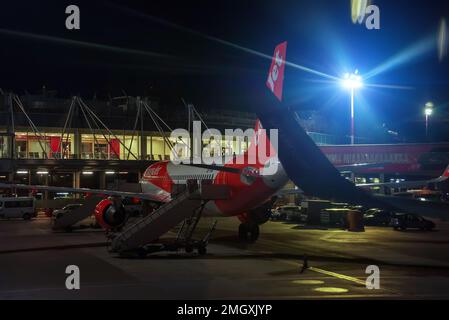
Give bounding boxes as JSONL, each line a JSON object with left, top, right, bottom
{"left": 1, "top": 215, "right": 449, "bottom": 299}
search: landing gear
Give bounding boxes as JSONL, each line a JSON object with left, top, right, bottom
{"left": 238, "top": 223, "right": 259, "bottom": 242}
{"left": 198, "top": 245, "right": 207, "bottom": 255}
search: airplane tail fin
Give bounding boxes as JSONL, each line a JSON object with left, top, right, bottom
{"left": 433, "top": 164, "right": 449, "bottom": 183}
{"left": 441, "top": 164, "right": 449, "bottom": 179}
{"left": 266, "top": 41, "right": 287, "bottom": 102}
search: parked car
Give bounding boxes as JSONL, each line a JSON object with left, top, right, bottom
{"left": 52, "top": 203, "right": 83, "bottom": 219}
{"left": 0, "top": 197, "right": 37, "bottom": 220}
{"left": 52, "top": 203, "right": 98, "bottom": 229}
{"left": 390, "top": 213, "right": 435, "bottom": 231}
{"left": 364, "top": 208, "right": 395, "bottom": 226}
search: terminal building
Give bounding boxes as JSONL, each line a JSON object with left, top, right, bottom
{"left": 0, "top": 91, "right": 448, "bottom": 199}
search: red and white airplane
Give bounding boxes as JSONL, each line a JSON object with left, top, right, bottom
{"left": 1, "top": 41, "right": 448, "bottom": 242}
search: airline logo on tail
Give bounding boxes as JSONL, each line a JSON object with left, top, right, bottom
{"left": 266, "top": 41, "right": 287, "bottom": 102}
{"left": 444, "top": 165, "right": 449, "bottom": 178}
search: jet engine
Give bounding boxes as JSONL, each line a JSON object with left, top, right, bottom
{"left": 94, "top": 198, "right": 127, "bottom": 229}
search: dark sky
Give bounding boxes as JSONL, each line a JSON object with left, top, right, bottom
{"left": 0, "top": 0, "right": 449, "bottom": 140}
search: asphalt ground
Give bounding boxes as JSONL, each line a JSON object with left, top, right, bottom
{"left": 1, "top": 216, "right": 449, "bottom": 299}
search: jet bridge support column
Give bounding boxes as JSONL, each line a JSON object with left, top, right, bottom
{"left": 140, "top": 134, "right": 147, "bottom": 160}
{"left": 73, "top": 171, "right": 81, "bottom": 199}
{"left": 74, "top": 129, "right": 81, "bottom": 159}
{"left": 380, "top": 173, "right": 386, "bottom": 195}
{"left": 99, "top": 172, "right": 106, "bottom": 189}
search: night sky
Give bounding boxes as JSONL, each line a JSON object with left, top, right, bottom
{"left": 0, "top": 0, "right": 449, "bottom": 141}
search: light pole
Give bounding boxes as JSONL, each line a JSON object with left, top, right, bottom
{"left": 424, "top": 102, "right": 434, "bottom": 139}
{"left": 342, "top": 71, "right": 363, "bottom": 145}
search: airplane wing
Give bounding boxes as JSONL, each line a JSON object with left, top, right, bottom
{"left": 0, "top": 183, "right": 169, "bottom": 203}
{"left": 357, "top": 165, "right": 449, "bottom": 189}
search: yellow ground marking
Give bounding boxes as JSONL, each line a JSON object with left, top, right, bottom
{"left": 314, "top": 287, "right": 349, "bottom": 293}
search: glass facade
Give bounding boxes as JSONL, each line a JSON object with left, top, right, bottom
{"left": 0, "top": 134, "right": 9, "bottom": 158}
{"left": 2, "top": 128, "right": 334, "bottom": 160}
{"left": 14, "top": 132, "right": 75, "bottom": 159}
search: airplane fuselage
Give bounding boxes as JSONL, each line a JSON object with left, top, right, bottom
{"left": 140, "top": 157, "right": 289, "bottom": 218}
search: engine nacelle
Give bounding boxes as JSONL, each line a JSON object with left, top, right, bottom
{"left": 94, "top": 199, "right": 127, "bottom": 230}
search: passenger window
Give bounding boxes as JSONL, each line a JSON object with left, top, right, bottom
{"left": 5, "top": 201, "right": 17, "bottom": 208}
{"left": 21, "top": 201, "right": 33, "bottom": 208}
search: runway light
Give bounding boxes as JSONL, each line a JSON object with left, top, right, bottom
{"left": 105, "top": 171, "right": 116, "bottom": 175}
{"left": 16, "top": 170, "right": 28, "bottom": 175}
{"left": 82, "top": 171, "right": 94, "bottom": 175}
{"left": 341, "top": 72, "right": 363, "bottom": 90}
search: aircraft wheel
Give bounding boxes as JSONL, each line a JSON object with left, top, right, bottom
{"left": 249, "top": 224, "right": 259, "bottom": 242}
{"left": 238, "top": 223, "right": 259, "bottom": 242}
{"left": 185, "top": 245, "right": 194, "bottom": 253}
{"left": 238, "top": 223, "right": 249, "bottom": 241}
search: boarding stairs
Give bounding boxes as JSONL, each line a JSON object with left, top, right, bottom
{"left": 110, "top": 180, "right": 229, "bottom": 255}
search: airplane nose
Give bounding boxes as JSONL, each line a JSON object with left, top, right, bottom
{"left": 262, "top": 160, "right": 288, "bottom": 189}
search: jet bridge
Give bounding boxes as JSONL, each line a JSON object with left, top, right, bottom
{"left": 110, "top": 180, "right": 230, "bottom": 255}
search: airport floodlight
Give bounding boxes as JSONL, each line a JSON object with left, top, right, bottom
{"left": 425, "top": 102, "right": 434, "bottom": 116}
{"left": 341, "top": 72, "right": 363, "bottom": 90}
{"left": 341, "top": 70, "right": 363, "bottom": 145}
{"left": 425, "top": 102, "right": 434, "bottom": 138}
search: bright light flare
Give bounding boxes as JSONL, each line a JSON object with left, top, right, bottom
{"left": 341, "top": 72, "right": 363, "bottom": 90}
{"left": 438, "top": 18, "right": 448, "bottom": 62}
{"left": 425, "top": 102, "right": 434, "bottom": 116}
